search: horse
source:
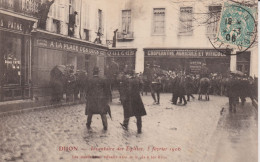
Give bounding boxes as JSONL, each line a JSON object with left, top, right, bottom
{"left": 198, "top": 77, "right": 211, "bottom": 101}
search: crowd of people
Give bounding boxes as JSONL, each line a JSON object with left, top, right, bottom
{"left": 49, "top": 63, "right": 258, "bottom": 133}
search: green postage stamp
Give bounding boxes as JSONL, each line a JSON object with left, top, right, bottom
{"left": 216, "top": 2, "right": 257, "bottom": 48}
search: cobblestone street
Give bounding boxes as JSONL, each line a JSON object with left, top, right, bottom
{"left": 0, "top": 93, "right": 257, "bottom": 162}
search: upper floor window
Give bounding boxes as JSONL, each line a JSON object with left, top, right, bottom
{"left": 179, "top": 7, "right": 193, "bottom": 35}
{"left": 122, "top": 10, "right": 131, "bottom": 34}
{"left": 98, "top": 9, "right": 103, "bottom": 32}
{"left": 153, "top": 8, "right": 165, "bottom": 35}
{"left": 53, "top": 19, "right": 60, "bottom": 34}
{"left": 207, "top": 6, "right": 222, "bottom": 36}
{"left": 84, "top": 29, "right": 90, "bottom": 41}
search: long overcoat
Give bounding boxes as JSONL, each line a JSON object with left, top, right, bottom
{"left": 227, "top": 78, "right": 240, "bottom": 98}
{"left": 85, "top": 76, "right": 110, "bottom": 115}
{"left": 121, "top": 77, "right": 146, "bottom": 118}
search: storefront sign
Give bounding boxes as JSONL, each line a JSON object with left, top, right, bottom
{"left": 144, "top": 49, "right": 230, "bottom": 58}
{"left": 189, "top": 61, "right": 202, "bottom": 73}
{"left": 0, "top": 18, "right": 23, "bottom": 31}
{"left": 107, "top": 49, "right": 136, "bottom": 57}
{"left": 36, "top": 38, "right": 106, "bottom": 55}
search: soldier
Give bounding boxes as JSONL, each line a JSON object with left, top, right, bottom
{"left": 200, "top": 63, "right": 209, "bottom": 78}
{"left": 120, "top": 70, "right": 147, "bottom": 134}
{"left": 85, "top": 67, "right": 111, "bottom": 130}
{"left": 151, "top": 73, "right": 162, "bottom": 104}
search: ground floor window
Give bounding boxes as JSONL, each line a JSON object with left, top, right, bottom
{"left": 237, "top": 52, "right": 250, "bottom": 76}
{"left": 2, "top": 34, "right": 22, "bottom": 85}
{"left": 0, "top": 31, "right": 31, "bottom": 101}
{"left": 34, "top": 48, "right": 87, "bottom": 86}
{"left": 106, "top": 57, "right": 135, "bottom": 73}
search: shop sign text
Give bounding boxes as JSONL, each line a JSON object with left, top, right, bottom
{"left": 107, "top": 50, "right": 136, "bottom": 56}
{"left": 0, "top": 18, "right": 23, "bottom": 31}
{"left": 145, "top": 49, "right": 229, "bottom": 58}
{"left": 36, "top": 38, "right": 106, "bottom": 55}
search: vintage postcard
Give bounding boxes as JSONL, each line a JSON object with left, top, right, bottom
{"left": 0, "top": 0, "right": 258, "bottom": 161}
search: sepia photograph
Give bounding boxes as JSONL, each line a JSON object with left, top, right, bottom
{"left": 0, "top": 0, "right": 258, "bottom": 161}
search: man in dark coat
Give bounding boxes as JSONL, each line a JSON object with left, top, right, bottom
{"left": 227, "top": 75, "right": 240, "bottom": 113}
{"left": 185, "top": 75, "right": 195, "bottom": 101}
{"left": 109, "top": 58, "right": 119, "bottom": 90}
{"left": 120, "top": 70, "right": 147, "bottom": 134}
{"left": 143, "top": 64, "right": 152, "bottom": 95}
{"left": 171, "top": 73, "right": 187, "bottom": 105}
{"left": 85, "top": 67, "right": 111, "bottom": 130}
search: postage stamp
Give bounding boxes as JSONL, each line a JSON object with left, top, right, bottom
{"left": 216, "top": 2, "right": 257, "bottom": 48}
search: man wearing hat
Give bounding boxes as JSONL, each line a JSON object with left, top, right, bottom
{"left": 120, "top": 70, "right": 147, "bottom": 134}
{"left": 85, "top": 66, "right": 111, "bottom": 130}
{"left": 143, "top": 64, "right": 152, "bottom": 95}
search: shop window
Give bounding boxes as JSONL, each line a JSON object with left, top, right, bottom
{"left": 237, "top": 51, "right": 250, "bottom": 75}
{"left": 85, "top": 55, "right": 90, "bottom": 72}
{"left": 207, "top": 6, "right": 222, "bottom": 36}
{"left": 179, "top": 7, "right": 193, "bottom": 35}
{"left": 153, "top": 8, "right": 165, "bottom": 35}
{"left": 67, "top": 54, "right": 77, "bottom": 73}
{"left": 3, "top": 36, "right": 22, "bottom": 85}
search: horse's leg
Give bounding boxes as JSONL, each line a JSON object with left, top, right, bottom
{"left": 207, "top": 88, "right": 210, "bottom": 101}
{"left": 198, "top": 88, "right": 202, "bottom": 100}
{"left": 240, "top": 96, "right": 246, "bottom": 106}
{"left": 250, "top": 96, "right": 255, "bottom": 105}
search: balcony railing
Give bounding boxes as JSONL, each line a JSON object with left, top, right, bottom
{"left": 117, "top": 31, "right": 134, "bottom": 40}
{"left": 0, "top": 0, "right": 39, "bottom": 17}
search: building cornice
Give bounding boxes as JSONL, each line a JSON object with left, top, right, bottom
{"left": 0, "top": 9, "right": 38, "bottom": 22}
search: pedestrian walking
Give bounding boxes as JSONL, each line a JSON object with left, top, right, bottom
{"left": 85, "top": 67, "right": 111, "bottom": 130}
{"left": 120, "top": 70, "right": 147, "bottom": 134}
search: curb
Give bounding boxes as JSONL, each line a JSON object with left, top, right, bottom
{"left": 0, "top": 101, "right": 84, "bottom": 117}
{"left": 0, "top": 94, "right": 120, "bottom": 117}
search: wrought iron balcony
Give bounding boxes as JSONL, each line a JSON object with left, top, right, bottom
{"left": 0, "top": 0, "right": 39, "bottom": 17}
{"left": 117, "top": 31, "right": 134, "bottom": 40}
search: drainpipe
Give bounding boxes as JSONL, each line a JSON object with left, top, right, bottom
{"left": 79, "top": 0, "right": 82, "bottom": 39}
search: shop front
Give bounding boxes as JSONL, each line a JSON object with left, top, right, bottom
{"left": 144, "top": 48, "right": 231, "bottom": 75}
{"left": 236, "top": 51, "right": 250, "bottom": 76}
{"left": 106, "top": 48, "right": 136, "bottom": 73}
{"left": 32, "top": 30, "right": 107, "bottom": 98}
{"left": 0, "top": 14, "right": 35, "bottom": 101}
